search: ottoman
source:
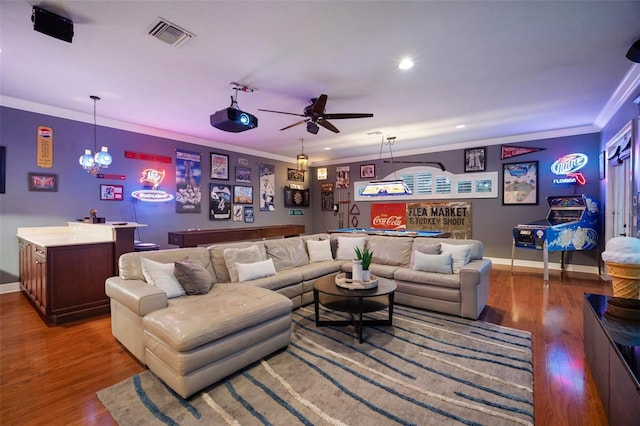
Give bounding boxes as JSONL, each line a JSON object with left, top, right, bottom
{"left": 142, "top": 283, "right": 293, "bottom": 398}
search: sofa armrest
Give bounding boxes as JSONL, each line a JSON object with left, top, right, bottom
{"left": 459, "top": 259, "right": 491, "bottom": 288}
{"left": 459, "top": 258, "right": 491, "bottom": 319}
{"left": 105, "top": 276, "right": 168, "bottom": 317}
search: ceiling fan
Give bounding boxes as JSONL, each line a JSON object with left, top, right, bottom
{"left": 258, "top": 94, "right": 373, "bottom": 134}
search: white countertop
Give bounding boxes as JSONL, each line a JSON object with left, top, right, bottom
{"left": 17, "top": 222, "right": 146, "bottom": 247}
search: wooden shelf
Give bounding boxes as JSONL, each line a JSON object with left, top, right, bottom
{"left": 168, "top": 225, "right": 305, "bottom": 247}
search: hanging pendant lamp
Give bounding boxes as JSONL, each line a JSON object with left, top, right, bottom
{"left": 296, "top": 138, "right": 308, "bottom": 172}
{"left": 79, "top": 95, "right": 112, "bottom": 175}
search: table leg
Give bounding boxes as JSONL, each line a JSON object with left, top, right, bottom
{"left": 358, "top": 296, "right": 364, "bottom": 343}
{"left": 313, "top": 289, "right": 320, "bottom": 326}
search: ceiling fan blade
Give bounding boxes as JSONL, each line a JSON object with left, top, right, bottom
{"left": 318, "top": 118, "right": 340, "bottom": 133}
{"left": 258, "top": 108, "right": 305, "bottom": 117}
{"left": 311, "top": 94, "right": 328, "bottom": 115}
{"left": 323, "top": 113, "right": 374, "bottom": 120}
{"left": 384, "top": 160, "right": 446, "bottom": 171}
{"left": 280, "top": 119, "right": 308, "bottom": 131}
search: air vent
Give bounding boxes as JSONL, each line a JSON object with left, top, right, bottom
{"left": 148, "top": 18, "right": 194, "bottom": 46}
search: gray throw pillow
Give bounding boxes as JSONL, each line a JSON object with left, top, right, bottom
{"left": 174, "top": 259, "right": 214, "bottom": 295}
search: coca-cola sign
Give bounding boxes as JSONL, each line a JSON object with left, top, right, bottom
{"left": 370, "top": 203, "right": 406, "bottom": 229}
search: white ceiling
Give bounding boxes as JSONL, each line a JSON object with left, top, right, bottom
{"left": 1, "top": 1, "right": 640, "bottom": 166}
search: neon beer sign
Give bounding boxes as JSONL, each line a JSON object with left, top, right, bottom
{"left": 551, "top": 153, "right": 588, "bottom": 185}
{"left": 131, "top": 168, "right": 174, "bottom": 202}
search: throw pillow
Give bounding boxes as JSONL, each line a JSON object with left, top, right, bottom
{"left": 236, "top": 258, "right": 277, "bottom": 282}
{"left": 223, "top": 245, "right": 265, "bottom": 282}
{"left": 140, "top": 257, "right": 186, "bottom": 298}
{"left": 306, "top": 239, "right": 333, "bottom": 263}
{"left": 440, "top": 243, "right": 472, "bottom": 273}
{"left": 174, "top": 259, "right": 214, "bottom": 295}
{"left": 409, "top": 242, "right": 441, "bottom": 267}
{"left": 412, "top": 251, "right": 453, "bottom": 274}
{"left": 335, "top": 236, "right": 367, "bottom": 260}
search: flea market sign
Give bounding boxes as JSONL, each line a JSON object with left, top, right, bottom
{"left": 406, "top": 201, "right": 472, "bottom": 239}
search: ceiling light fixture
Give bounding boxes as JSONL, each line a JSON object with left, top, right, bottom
{"left": 398, "top": 58, "right": 414, "bottom": 70}
{"left": 79, "top": 95, "right": 112, "bottom": 175}
{"left": 362, "top": 135, "right": 412, "bottom": 196}
{"left": 296, "top": 138, "right": 308, "bottom": 173}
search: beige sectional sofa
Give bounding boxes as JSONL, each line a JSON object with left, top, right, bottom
{"left": 105, "top": 232, "right": 490, "bottom": 398}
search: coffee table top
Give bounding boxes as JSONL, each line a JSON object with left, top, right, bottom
{"left": 313, "top": 273, "right": 396, "bottom": 297}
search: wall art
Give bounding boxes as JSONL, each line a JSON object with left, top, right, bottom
{"left": 210, "top": 153, "right": 229, "bottom": 180}
{"left": 176, "top": 149, "right": 202, "bottom": 213}
{"left": 287, "top": 168, "right": 304, "bottom": 182}
{"left": 235, "top": 166, "right": 251, "bottom": 183}
{"left": 503, "top": 161, "right": 538, "bottom": 205}
{"left": 28, "top": 172, "right": 57, "bottom": 192}
{"left": 259, "top": 163, "right": 275, "bottom": 211}
{"left": 209, "top": 183, "right": 231, "bottom": 219}
{"left": 100, "top": 184, "right": 123, "bottom": 201}
{"left": 233, "top": 185, "right": 253, "bottom": 204}
{"left": 464, "top": 147, "right": 486, "bottom": 172}
{"left": 360, "top": 164, "right": 375, "bottom": 179}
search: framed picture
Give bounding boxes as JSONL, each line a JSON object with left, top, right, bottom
{"left": 235, "top": 166, "right": 251, "bottom": 183}
{"left": 360, "top": 164, "right": 375, "bottom": 179}
{"left": 209, "top": 183, "right": 231, "bottom": 219}
{"left": 100, "top": 184, "right": 124, "bottom": 201}
{"left": 503, "top": 161, "right": 538, "bottom": 205}
{"left": 210, "top": 153, "right": 229, "bottom": 180}
{"left": 244, "top": 206, "right": 255, "bottom": 223}
{"left": 28, "top": 172, "right": 57, "bottom": 192}
{"left": 317, "top": 167, "right": 327, "bottom": 180}
{"left": 464, "top": 147, "right": 486, "bottom": 172}
{"left": 336, "top": 166, "right": 350, "bottom": 189}
{"left": 287, "top": 168, "right": 304, "bottom": 182}
{"left": 233, "top": 185, "right": 253, "bottom": 204}
{"left": 259, "top": 163, "right": 275, "bottom": 211}
{"left": 233, "top": 205, "right": 243, "bottom": 222}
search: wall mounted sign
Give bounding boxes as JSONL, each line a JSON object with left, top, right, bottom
{"left": 406, "top": 201, "right": 472, "bottom": 239}
{"left": 28, "top": 172, "right": 57, "bottom": 192}
{"left": 370, "top": 203, "right": 406, "bottom": 229}
{"left": 131, "top": 168, "right": 174, "bottom": 202}
{"left": 100, "top": 184, "right": 123, "bottom": 201}
{"left": 550, "top": 152, "right": 588, "bottom": 185}
{"left": 36, "top": 126, "right": 53, "bottom": 168}
{"left": 125, "top": 151, "right": 172, "bottom": 163}
{"left": 96, "top": 173, "right": 126, "bottom": 180}
{"left": 501, "top": 145, "right": 545, "bottom": 160}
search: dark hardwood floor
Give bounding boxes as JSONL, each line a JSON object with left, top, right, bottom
{"left": 0, "top": 265, "right": 610, "bottom": 425}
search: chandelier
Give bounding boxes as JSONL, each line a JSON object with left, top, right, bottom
{"left": 79, "top": 95, "right": 112, "bottom": 175}
{"left": 296, "top": 138, "right": 308, "bottom": 172}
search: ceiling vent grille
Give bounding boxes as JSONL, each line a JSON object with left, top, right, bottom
{"left": 148, "top": 18, "right": 194, "bottom": 46}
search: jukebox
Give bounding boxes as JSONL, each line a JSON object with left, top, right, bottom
{"left": 511, "top": 194, "right": 599, "bottom": 280}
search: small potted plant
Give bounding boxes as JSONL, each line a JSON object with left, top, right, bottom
{"left": 354, "top": 246, "right": 373, "bottom": 282}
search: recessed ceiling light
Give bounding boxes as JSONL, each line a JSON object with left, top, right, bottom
{"left": 324, "top": 147, "right": 331, "bottom": 150}
{"left": 398, "top": 58, "right": 414, "bottom": 70}
{"left": 455, "top": 124, "right": 466, "bottom": 129}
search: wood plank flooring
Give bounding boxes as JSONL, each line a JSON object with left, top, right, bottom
{"left": 0, "top": 266, "right": 610, "bottom": 425}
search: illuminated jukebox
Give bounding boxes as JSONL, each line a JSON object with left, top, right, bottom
{"left": 511, "top": 194, "right": 599, "bottom": 280}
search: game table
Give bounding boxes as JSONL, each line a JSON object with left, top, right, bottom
{"left": 328, "top": 228, "right": 450, "bottom": 238}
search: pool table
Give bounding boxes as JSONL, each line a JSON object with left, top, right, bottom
{"left": 328, "top": 228, "right": 450, "bottom": 238}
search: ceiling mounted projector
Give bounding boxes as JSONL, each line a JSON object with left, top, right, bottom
{"left": 210, "top": 83, "right": 258, "bottom": 133}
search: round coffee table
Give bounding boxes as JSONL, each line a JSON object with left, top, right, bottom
{"left": 313, "top": 273, "right": 396, "bottom": 343}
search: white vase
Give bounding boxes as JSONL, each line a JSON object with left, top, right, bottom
{"left": 361, "top": 269, "right": 371, "bottom": 282}
{"left": 352, "top": 259, "right": 362, "bottom": 282}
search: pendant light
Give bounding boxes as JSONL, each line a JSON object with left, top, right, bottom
{"left": 296, "top": 138, "right": 308, "bottom": 172}
{"left": 79, "top": 95, "right": 112, "bottom": 175}
{"left": 361, "top": 135, "right": 412, "bottom": 196}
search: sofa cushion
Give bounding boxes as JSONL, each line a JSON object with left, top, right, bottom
{"left": 236, "top": 258, "right": 277, "bottom": 282}
{"left": 440, "top": 243, "right": 472, "bottom": 273}
{"left": 306, "top": 239, "right": 333, "bottom": 263}
{"left": 367, "top": 235, "right": 413, "bottom": 266}
{"left": 141, "top": 258, "right": 186, "bottom": 298}
{"left": 119, "top": 247, "right": 214, "bottom": 282}
{"left": 174, "top": 259, "right": 215, "bottom": 295}
{"left": 209, "top": 241, "right": 268, "bottom": 283}
{"left": 394, "top": 267, "right": 461, "bottom": 289}
{"left": 264, "top": 237, "right": 309, "bottom": 271}
{"left": 223, "top": 245, "right": 265, "bottom": 282}
{"left": 335, "top": 236, "right": 367, "bottom": 260}
{"left": 413, "top": 252, "right": 453, "bottom": 274}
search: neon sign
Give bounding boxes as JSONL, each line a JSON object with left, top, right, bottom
{"left": 551, "top": 153, "right": 588, "bottom": 185}
{"left": 131, "top": 168, "right": 174, "bottom": 202}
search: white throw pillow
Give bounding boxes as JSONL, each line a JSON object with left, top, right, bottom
{"left": 140, "top": 257, "right": 186, "bottom": 298}
{"left": 236, "top": 258, "right": 277, "bottom": 282}
{"left": 336, "top": 236, "right": 367, "bottom": 260}
{"left": 440, "top": 243, "right": 472, "bottom": 273}
{"left": 412, "top": 251, "right": 453, "bottom": 274}
{"left": 306, "top": 239, "right": 333, "bottom": 263}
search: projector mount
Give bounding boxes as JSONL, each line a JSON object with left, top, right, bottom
{"left": 228, "top": 82, "right": 254, "bottom": 110}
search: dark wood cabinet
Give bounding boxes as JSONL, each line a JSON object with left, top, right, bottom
{"left": 18, "top": 238, "right": 113, "bottom": 324}
{"left": 583, "top": 294, "right": 640, "bottom": 426}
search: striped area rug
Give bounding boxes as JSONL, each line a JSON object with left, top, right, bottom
{"left": 98, "top": 305, "right": 533, "bottom": 425}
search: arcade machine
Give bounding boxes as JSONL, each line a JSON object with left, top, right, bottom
{"left": 511, "top": 194, "right": 599, "bottom": 280}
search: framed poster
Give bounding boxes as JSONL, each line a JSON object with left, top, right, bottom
{"left": 321, "top": 191, "right": 334, "bottom": 211}
{"left": 464, "top": 147, "right": 486, "bottom": 172}
{"left": 28, "top": 173, "right": 57, "bottom": 192}
{"left": 100, "top": 184, "right": 124, "bottom": 201}
{"left": 210, "top": 153, "right": 229, "bottom": 180}
{"left": 244, "top": 206, "right": 255, "bottom": 223}
{"left": 287, "top": 168, "right": 304, "bottom": 182}
{"left": 235, "top": 166, "right": 251, "bottom": 183}
{"left": 233, "top": 205, "right": 243, "bottom": 222}
{"left": 503, "top": 161, "right": 538, "bottom": 205}
{"left": 233, "top": 185, "right": 253, "bottom": 204}
{"left": 360, "top": 164, "right": 375, "bottom": 179}
{"left": 336, "top": 166, "right": 350, "bottom": 189}
{"left": 209, "top": 183, "right": 231, "bottom": 219}
{"left": 317, "top": 167, "right": 328, "bottom": 180}
{"left": 259, "top": 163, "right": 275, "bottom": 211}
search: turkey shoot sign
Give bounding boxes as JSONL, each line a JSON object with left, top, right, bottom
{"left": 406, "top": 201, "right": 472, "bottom": 239}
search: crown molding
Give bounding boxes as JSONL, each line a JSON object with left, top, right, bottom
{"left": 594, "top": 63, "right": 640, "bottom": 129}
